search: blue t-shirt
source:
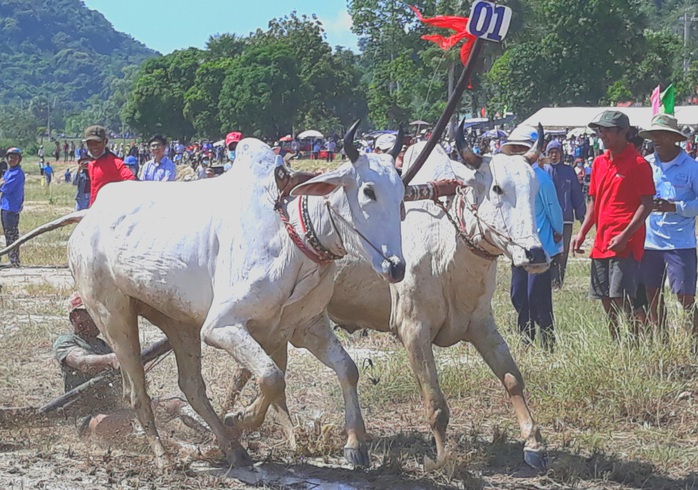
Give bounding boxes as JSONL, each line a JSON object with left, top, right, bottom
{"left": 1, "top": 166, "right": 25, "bottom": 212}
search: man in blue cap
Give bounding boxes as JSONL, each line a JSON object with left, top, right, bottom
{"left": 123, "top": 155, "right": 139, "bottom": 178}
{"left": 544, "top": 139, "right": 586, "bottom": 288}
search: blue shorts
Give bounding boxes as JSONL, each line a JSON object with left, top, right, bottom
{"left": 640, "top": 248, "right": 697, "bottom": 296}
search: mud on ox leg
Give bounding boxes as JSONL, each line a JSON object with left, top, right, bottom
{"left": 397, "top": 321, "right": 451, "bottom": 470}
{"left": 82, "top": 294, "right": 168, "bottom": 467}
{"left": 147, "top": 312, "right": 252, "bottom": 467}
{"left": 223, "top": 344, "right": 297, "bottom": 451}
{"left": 465, "top": 320, "right": 547, "bottom": 470}
{"left": 290, "top": 317, "right": 369, "bottom": 467}
{"left": 201, "top": 321, "right": 287, "bottom": 438}
{"left": 222, "top": 319, "right": 370, "bottom": 467}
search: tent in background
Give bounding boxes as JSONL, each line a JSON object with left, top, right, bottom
{"left": 520, "top": 106, "right": 698, "bottom": 131}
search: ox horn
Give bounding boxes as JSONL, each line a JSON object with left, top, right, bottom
{"left": 523, "top": 123, "right": 545, "bottom": 164}
{"left": 455, "top": 118, "right": 483, "bottom": 170}
{"left": 344, "top": 119, "right": 361, "bottom": 164}
{"left": 389, "top": 126, "right": 404, "bottom": 161}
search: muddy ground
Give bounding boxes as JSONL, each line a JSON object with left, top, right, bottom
{"left": 0, "top": 267, "right": 696, "bottom": 489}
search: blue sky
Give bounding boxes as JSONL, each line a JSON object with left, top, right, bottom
{"left": 83, "top": 0, "right": 359, "bottom": 54}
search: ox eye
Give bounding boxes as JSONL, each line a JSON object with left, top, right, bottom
{"left": 363, "top": 187, "right": 376, "bottom": 200}
{"left": 492, "top": 185, "right": 503, "bottom": 195}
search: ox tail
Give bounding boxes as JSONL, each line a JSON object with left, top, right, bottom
{"left": 0, "top": 210, "right": 88, "bottom": 257}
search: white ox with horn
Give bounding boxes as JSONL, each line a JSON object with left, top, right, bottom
{"left": 326, "top": 122, "right": 550, "bottom": 469}
{"left": 1, "top": 124, "right": 406, "bottom": 467}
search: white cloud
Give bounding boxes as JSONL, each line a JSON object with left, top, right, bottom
{"left": 318, "top": 10, "right": 358, "bottom": 51}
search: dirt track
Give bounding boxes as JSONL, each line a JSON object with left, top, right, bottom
{"left": 1, "top": 266, "right": 696, "bottom": 489}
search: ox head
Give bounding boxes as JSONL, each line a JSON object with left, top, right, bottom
{"left": 290, "top": 120, "right": 406, "bottom": 283}
{"left": 453, "top": 121, "right": 549, "bottom": 273}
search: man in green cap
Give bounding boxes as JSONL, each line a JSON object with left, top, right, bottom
{"left": 83, "top": 125, "right": 134, "bottom": 207}
{"left": 571, "top": 110, "right": 655, "bottom": 340}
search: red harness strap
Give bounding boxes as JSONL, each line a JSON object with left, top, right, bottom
{"left": 275, "top": 198, "right": 333, "bottom": 265}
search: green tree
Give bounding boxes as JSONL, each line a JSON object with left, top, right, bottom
{"left": 123, "top": 48, "right": 203, "bottom": 139}
{"left": 484, "top": 0, "right": 674, "bottom": 117}
{"left": 218, "top": 42, "right": 304, "bottom": 138}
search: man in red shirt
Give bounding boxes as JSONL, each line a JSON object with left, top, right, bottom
{"left": 571, "top": 111, "right": 655, "bottom": 339}
{"left": 83, "top": 126, "right": 135, "bottom": 207}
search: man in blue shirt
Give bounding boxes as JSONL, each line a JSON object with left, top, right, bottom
{"left": 504, "top": 127, "right": 564, "bottom": 351}
{"left": 73, "top": 156, "right": 91, "bottom": 211}
{"left": 138, "top": 135, "right": 176, "bottom": 182}
{"left": 0, "top": 147, "right": 25, "bottom": 267}
{"left": 638, "top": 114, "right": 698, "bottom": 341}
{"left": 43, "top": 161, "right": 53, "bottom": 186}
{"left": 544, "top": 140, "right": 586, "bottom": 288}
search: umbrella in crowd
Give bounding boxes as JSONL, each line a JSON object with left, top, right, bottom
{"left": 568, "top": 127, "right": 595, "bottom": 137}
{"left": 483, "top": 129, "right": 507, "bottom": 139}
{"left": 297, "top": 130, "right": 324, "bottom": 139}
{"left": 279, "top": 135, "right": 293, "bottom": 142}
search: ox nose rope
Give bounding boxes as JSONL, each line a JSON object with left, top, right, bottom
{"left": 324, "top": 199, "right": 394, "bottom": 263}
{"left": 435, "top": 185, "right": 531, "bottom": 261}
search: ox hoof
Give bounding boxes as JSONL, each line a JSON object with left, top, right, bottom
{"left": 423, "top": 453, "right": 448, "bottom": 472}
{"left": 224, "top": 411, "right": 249, "bottom": 430}
{"left": 344, "top": 444, "right": 369, "bottom": 467}
{"left": 523, "top": 447, "right": 548, "bottom": 471}
{"left": 228, "top": 446, "right": 254, "bottom": 468}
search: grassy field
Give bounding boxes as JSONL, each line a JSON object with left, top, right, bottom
{"left": 0, "top": 156, "right": 696, "bottom": 489}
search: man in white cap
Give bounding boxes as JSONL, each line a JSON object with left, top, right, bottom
{"left": 638, "top": 113, "right": 698, "bottom": 344}
{"left": 503, "top": 126, "right": 563, "bottom": 351}
{"left": 374, "top": 133, "right": 397, "bottom": 154}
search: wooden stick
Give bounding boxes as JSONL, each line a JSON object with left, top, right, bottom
{"left": 39, "top": 338, "right": 172, "bottom": 414}
{"left": 402, "top": 38, "right": 484, "bottom": 186}
{"left": 0, "top": 338, "right": 172, "bottom": 428}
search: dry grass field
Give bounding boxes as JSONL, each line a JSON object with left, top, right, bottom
{"left": 0, "top": 157, "right": 696, "bottom": 489}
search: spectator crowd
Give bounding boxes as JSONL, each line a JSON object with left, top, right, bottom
{"left": 1, "top": 112, "right": 697, "bottom": 354}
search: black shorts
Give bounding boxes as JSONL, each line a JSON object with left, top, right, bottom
{"left": 590, "top": 255, "right": 640, "bottom": 299}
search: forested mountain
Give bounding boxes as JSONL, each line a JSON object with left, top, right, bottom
{"left": 0, "top": 0, "right": 157, "bottom": 108}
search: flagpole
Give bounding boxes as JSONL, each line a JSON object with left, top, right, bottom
{"left": 402, "top": 38, "right": 483, "bottom": 186}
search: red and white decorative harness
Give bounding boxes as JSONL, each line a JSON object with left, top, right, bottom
{"left": 275, "top": 195, "right": 344, "bottom": 265}
{"left": 275, "top": 179, "right": 505, "bottom": 265}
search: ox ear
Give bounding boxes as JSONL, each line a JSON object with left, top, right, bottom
{"left": 290, "top": 168, "right": 349, "bottom": 197}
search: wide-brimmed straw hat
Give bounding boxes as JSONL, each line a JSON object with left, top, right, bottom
{"left": 638, "top": 114, "right": 687, "bottom": 141}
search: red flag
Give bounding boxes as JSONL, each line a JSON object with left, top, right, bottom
{"left": 651, "top": 85, "right": 661, "bottom": 115}
{"left": 410, "top": 5, "right": 477, "bottom": 66}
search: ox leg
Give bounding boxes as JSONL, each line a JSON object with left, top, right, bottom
{"left": 399, "top": 323, "right": 450, "bottom": 470}
{"left": 202, "top": 323, "right": 285, "bottom": 435}
{"left": 223, "top": 360, "right": 296, "bottom": 450}
{"left": 466, "top": 324, "right": 547, "bottom": 470}
{"left": 267, "top": 345, "right": 297, "bottom": 450}
{"left": 95, "top": 306, "right": 167, "bottom": 467}
{"left": 290, "top": 318, "right": 369, "bottom": 467}
{"left": 164, "top": 327, "right": 252, "bottom": 467}
{"left": 224, "top": 367, "right": 253, "bottom": 414}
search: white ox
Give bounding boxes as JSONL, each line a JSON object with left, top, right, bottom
{"left": 326, "top": 125, "right": 549, "bottom": 469}
{"left": 4, "top": 132, "right": 406, "bottom": 467}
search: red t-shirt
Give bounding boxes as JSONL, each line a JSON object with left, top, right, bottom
{"left": 88, "top": 151, "right": 135, "bottom": 207}
{"left": 589, "top": 144, "right": 655, "bottom": 261}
